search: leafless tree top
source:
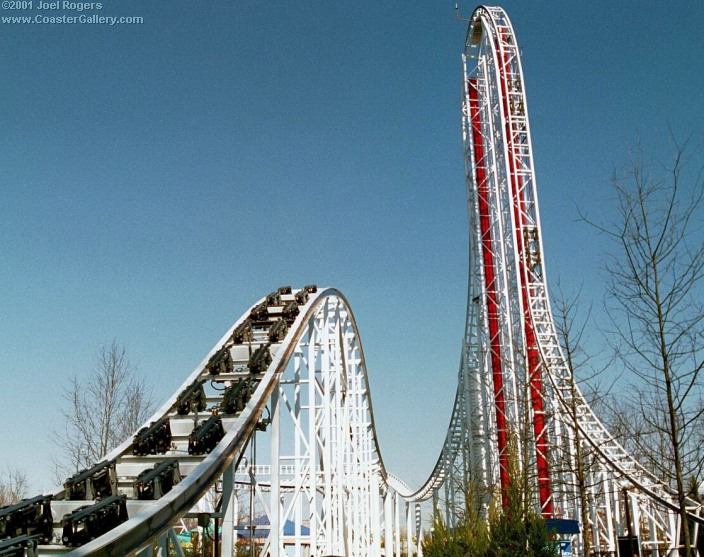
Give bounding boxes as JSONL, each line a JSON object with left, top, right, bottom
{"left": 0, "top": 467, "right": 28, "bottom": 506}
{"left": 54, "top": 340, "right": 154, "bottom": 476}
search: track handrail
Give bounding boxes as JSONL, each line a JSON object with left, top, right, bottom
{"left": 56, "top": 287, "right": 447, "bottom": 554}
{"left": 65, "top": 289, "right": 345, "bottom": 555}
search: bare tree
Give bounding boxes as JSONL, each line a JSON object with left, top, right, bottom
{"left": 54, "top": 340, "right": 155, "bottom": 476}
{"left": 552, "top": 283, "right": 618, "bottom": 557}
{"left": 552, "top": 285, "right": 594, "bottom": 557}
{"left": 585, "top": 141, "right": 704, "bottom": 555}
{"left": 0, "top": 467, "right": 28, "bottom": 506}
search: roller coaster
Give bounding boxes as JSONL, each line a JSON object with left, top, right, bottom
{"left": 1, "top": 5, "right": 701, "bottom": 557}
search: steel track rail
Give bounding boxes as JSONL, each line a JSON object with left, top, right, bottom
{"left": 32, "top": 287, "right": 447, "bottom": 555}
{"left": 36, "top": 289, "right": 329, "bottom": 554}
{"left": 46, "top": 289, "right": 304, "bottom": 555}
{"left": 467, "top": 3, "right": 703, "bottom": 527}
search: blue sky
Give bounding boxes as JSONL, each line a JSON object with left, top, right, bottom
{"left": 1, "top": 1, "right": 703, "bottom": 492}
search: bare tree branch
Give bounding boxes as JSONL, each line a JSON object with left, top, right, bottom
{"left": 590, "top": 142, "right": 704, "bottom": 556}
{"left": 0, "top": 467, "right": 28, "bottom": 506}
{"left": 52, "top": 340, "right": 155, "bottom": 478}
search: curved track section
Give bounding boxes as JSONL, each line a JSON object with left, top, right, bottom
{"left": 18, "top": 287, "right": 427, "bottom": 557}
{"left": 455, "top": 5, "right": 703, "bottom": 555}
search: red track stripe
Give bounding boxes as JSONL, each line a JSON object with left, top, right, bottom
{"left": 495, "top": 31, "right": 553, "bottom": 517}
{"left": 468, "top": 77, "right": 510, "bottom": 506}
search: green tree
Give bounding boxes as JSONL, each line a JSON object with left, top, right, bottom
{"left": 423, "top": 451, "right": 559, "bottom": 557}
{"left": 487, "top": 448, "right": 558, "bottom": 557}
{"left": 423, "top": 481, "right": 491, "bottom": 557}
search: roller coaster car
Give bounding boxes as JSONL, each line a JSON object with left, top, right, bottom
{"left": 133, "top": 459, "right": 180, "bottom": 500}
{"left": 188, "top": 415, "right": 225, "bottom": 455}
{"left": 277, "top": 285, "right": 292, "bottom": 295}
{"left": 132, "top": 416, "right": 172, "bottom": 456}
{"left": 249, "top": 301, "right": 269, "bottom": 322}
{"left": 303, "top": 284, "right": 318, "bottom": 293}
{"left": 294, "top": 289, "right": 308, "bottom": 305}
{"left": 64, "top": 461, "right": 116, "bottom": 501}
{"left": 231, "top": 318, "right": 253, "bottom": 345}
{"left": 175, "top": 379, "right": 207, "bottom": 415}
{"left": 265, "top": 291, "right": 281, "bottom": 306}
{"left": 268, "top": 318, "right": 288, "bottom": 343}
{"left": 282, "top": 301, "right": 299, "bottom": 325}
{"left": 247, "top": 344, "right": 272, "bottom": 375}
{"left": 61, "top": 495, "right": 128, "bottom": 548}
{"left": 220, "top": 377, "right": 259, "bottom": 415}
{"left": 0, "top": 495, "right": 53, "bottom": 545}
{"left": 0, "top": 535, "right": 40, "bottom": 557}
{"left": 206, "top": 347, "right": 233, "bottom": 376}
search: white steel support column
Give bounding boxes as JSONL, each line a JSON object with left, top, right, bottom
{"left": 322, "top": 302, "right": 334, "bottom": 555}
{"left": 603, "top": 477, "right": 615, "bottom": 553}
{"left": 648, "top": 508, "right": 659, "bottom": 557}
{"left": 371, "top": 475, "right": 381, "bottom": 557}
{"left": 221, "top": 462, "right": 235, "bottom": 557}
{"left": 415, "top": 503, "right": 423, "bottom": 557}
{"left": 668, "top": 510, "right": 679, "bottom": 556}
{"left": 307, "top": 322, "right": 318, "bottom": 556}
{"left": 384, "top": 491, "right": 394, "bottom": 557}
{"left": 394, "top": 493, "right": 401, "bottom": 557}
{"left": 630, "top": 492, "right": 641, "bottom": 547}
{"left": 270, "top": 383, "right": 281, "bottom": 557}
{"left": 294, "top": 345, "right": 303, "bottom": 557}
{"left": 406, "top": 502, "right": 413, "bottom": 557}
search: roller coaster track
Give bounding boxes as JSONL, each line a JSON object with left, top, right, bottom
{"left": 1, "top": 5, "right": 701, "bottom": 557}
